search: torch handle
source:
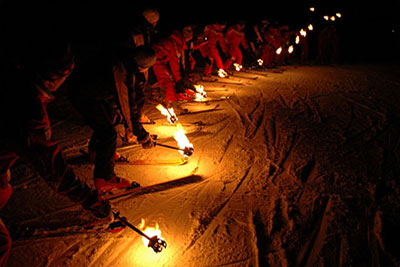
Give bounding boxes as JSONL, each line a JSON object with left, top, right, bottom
{"left": 113, "top": 212, "right": 152, "bottom": 241}
{"left": 155, "top": 142, "right": 183, "bottom": 152}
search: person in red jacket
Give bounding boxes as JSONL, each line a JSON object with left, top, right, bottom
{"left": 223, "top": 20, "right": 250, "bottom": 71}
{"left": 199, "top": 20, "right": 229, "bottom": 78}
{"left": 0, "top": 38, "right": 111, "bottom": 267}
{"left": 152, "top": 24, "right": 195, "bottom": 106}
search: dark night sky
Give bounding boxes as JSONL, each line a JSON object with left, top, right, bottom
{"left": 0, "top": 0, "right": 399, "bottom": 62}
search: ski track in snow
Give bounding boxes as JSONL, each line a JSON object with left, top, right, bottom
{"left": 4, "top": 65, "right": 400, "bottom": 266}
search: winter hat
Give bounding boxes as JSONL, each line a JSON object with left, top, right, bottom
{"left": 134, "top": 45, "right": 156, "bottom": 68}
{"left": 142, "top": 8, "right": 159, "bottom": 25}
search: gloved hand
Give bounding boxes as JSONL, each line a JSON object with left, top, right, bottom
{"left": 139, "top": 133, "right": 155, "bottom": 149}
{"left": 124, "top": 128, "right": 138, "bottom": 144}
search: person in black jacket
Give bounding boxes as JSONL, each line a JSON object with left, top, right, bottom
{"left": 68, "top": 44, "right": 156, "bottom": 197}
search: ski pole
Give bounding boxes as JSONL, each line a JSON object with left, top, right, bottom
{"left": 113, "top": 211, "right": 167, "bottom": 253}
{"left": 155, "top": 142, "right": 194, "bottom": 157}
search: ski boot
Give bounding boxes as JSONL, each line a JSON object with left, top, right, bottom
{"left": 95, "top": 176, "right": 140, "bottom": 198}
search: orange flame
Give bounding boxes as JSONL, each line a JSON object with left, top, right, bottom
{"left": 174, "top": 123, "right": 193, "bottom": 156}
{"left": 288, "top": 45, "right": 294, "bottom": 54}
{"left": 324, "top": 15, "right": 329, "bottom": 21}
{"left": 194, "top": 84, "right": 207, "bottom": 101}
{"left": 336, "top": 13, "right": 342, "bottom": 18}
{"left": 138, "top": 219, "right": 163, "bottom": 247}
{"left": 233, "top": 63, "right": 243, "bottom": 71}
{"left": 257, "top": 59, "right": 263, "bottom": 66}
{"left": 300, "top": 29, "right": 307, "bottom": 37}
{"left": 295, "top": 35, "right": 300, "bottom": 44}
{"left": 156, "top": 104, "right": 177, "bottom": 124}
{"left": 308, "top": 24, "right": 313, "bottom": 31}
{"left": 218, "top": 68, "right": 228, "bottom": 78}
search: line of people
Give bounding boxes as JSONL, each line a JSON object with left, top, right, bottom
{"left": 0, "top": 5, "right": 339, "bottom": 266}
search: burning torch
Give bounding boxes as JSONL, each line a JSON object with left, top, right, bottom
{"left": 113, "top": 211, "right": 167, "bottom": 253}
{"left": 156, "top": 104, "right": 178, "bottom": 124}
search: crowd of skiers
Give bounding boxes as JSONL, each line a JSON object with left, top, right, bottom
{"left": 0, "top": 6, "right": 340, "bottom": 266}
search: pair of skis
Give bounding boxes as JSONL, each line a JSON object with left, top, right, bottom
{"left": 11, "top": 166, "right": 200, "bottom": 251}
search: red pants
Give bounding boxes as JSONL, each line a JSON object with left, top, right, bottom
{"left": 0, "top": 184, "right": 12, "bottom": 267}
{"left": 202, "top": 46, "right": 225, "bottom": 75}
{"left": 0, "top": 220, "right": 11, "bottom": 267}
{"left": 260, "top": 45, "right": 274, "bottom": 67}
{"left": 224, "top": 46, "right": 243, "bottom": 70}
{"left": 152, "top": 64, "right": 177, "bottom": 104}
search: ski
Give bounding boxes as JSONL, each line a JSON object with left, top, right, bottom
{"left": 72, "top": 149, "right": 189, "bottom": 166}
{"left": 201, "top": 77, "right": 244, "bottom": 86}
{"left": 232, "top": 72, "right": 259, "bottom": 80}
{"left": 102, "top": 166, "right": 200, "bottom": 201}
{"left": 10, "top": 216, "right": 127, "bottom": 241}
{"left": 141, "top": 121, "right": 204, "bottom": 127}
{"left": 10, "top": 167, "right": 201, "bottom": 229}
{"left": 186, "top": 96, "right": 230, "bottom": 104}
{"left": 114, "top": 156, "right": 189, "bottom": 166}
{"left": 178, "top": 104, "right": 222, "bottom": 116}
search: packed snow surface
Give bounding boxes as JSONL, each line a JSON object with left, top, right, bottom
{"left": 3, "top": 64, "right": 400, "bottom": 266}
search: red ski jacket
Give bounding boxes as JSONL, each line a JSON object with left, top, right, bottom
{"left": 200, "top": 24, "right": 228, "bottom": 55}
{"left": 153, "top": 30, "right": 189, "bottom": 83}
{"left": 225, "top": 25, "right": 249, "bottom": 50}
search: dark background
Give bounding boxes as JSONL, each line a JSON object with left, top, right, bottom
{"left": 0, "top": 0, "right": 399, "bottom": 63}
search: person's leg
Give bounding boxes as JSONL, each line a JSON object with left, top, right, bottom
{"left": 0, "top": 220, "right": 11, "bottom": 267}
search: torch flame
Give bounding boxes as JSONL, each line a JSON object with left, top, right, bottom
{"left": 174, "top": 123, "right": 193, "bottom": 157}
{"left": 218, "top": 68, "right": 228, "bottom": 78}
{"left": 233, "top": 63, "right": 243, "bottom": 71}
{"left": 309, "top": 7, "right": 315, "bottom": 12}
{"left": 330, "top": 16, "right": 336, "bottom": 21}
{"left": 324, "top": 15, "right": 329, "bottom": 21}
{"left": 300, "top": 29, "right": 307, "bottom": 37}
{"left": 156, "top": 104, "right": 178, "bottom": 124}
{"left": 257, "top": 59, "right": 263, "bottom": 66}
{"left": 139, "top": 219, "right": 163, "bottom": 247}
{"left": 336, "top": 13, "right": 342, "bottom": 18}
{"left": 308, "top": 24, "right": 313, "bottom": 31}
{"left": 295, "top": 35, "right": 300, "bottom": 44}
{"left": 194, "top": 84, "right": 207, "bottom": 101}
{"left": 288, "top": 45, "right": 294, "bottom": 54}
{"left": 276, "top": 47, "right": 282, "bottom": 55}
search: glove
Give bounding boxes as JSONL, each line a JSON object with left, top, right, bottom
{"left": 124, "top": 128, "right": 138, "bottom": 144}
{"left": 139, "top": 133, "right": 155, "bottom": 149}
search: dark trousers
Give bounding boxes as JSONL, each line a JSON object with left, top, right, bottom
{"left": 72, "top": 98, "right": 117, "bottom": 180}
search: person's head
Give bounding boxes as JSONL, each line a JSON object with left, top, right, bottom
{"left": 216, "top": 19, "right": 227, "bottom": 29}
{"left": 237, "top": 20, "right": 246, "bottom": 30}
{"left": 182, "top": 25, "right": 193, "bottom": 41}
{"left": 30, "top": 41, "right": 75, "bottom": 92}
{"left": 133, "top": 45, "right": 156, "bottom": 73}
{"left": 142, "top": 8, "right": 159, "bottom": 27}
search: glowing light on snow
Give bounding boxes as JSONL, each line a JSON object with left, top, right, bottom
{"left": 309, "top": 7, "right": 315, "bottom": 12}
{"left": 288, "top": 45, "right": 294, "bottom": 54}
{"left": 324, "top": 15, "right": 329, "bottom": 21}
{"left": 330, "top": 16, "right": 336, "bottom": 21}
{"left": 138, "top": 219, "right": 164, "bottom": 248}
{"left": 308, "top": 24, "right": 313, "bottom": 31}
{"left": 257, "top": 59, "right": 263, "bottom": 66}
{"left": 295, "top": 35, "right": 300, "bottom": 44}
{"left": 194, "top": 84, "right": 207, "bottom": 101}
{"left": 233, "top": 63, "right": 243, "bottom": 71}
{"left": 174, "top": 123, "right": 193, "bottom": 157}
{"left": 218, "top": 68, "right": 228, "bottom": 78}
{"left": 300, "top": 29, "right": 307, "bottom": 37}
{"left": 336, "top": 13, "right": 342, "bottom": 18}
{"left": 156, "top": 104, "right": 178, "bottom": 124}
{"left": 276, "top": 47, "right": 282, "bottom": 55}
